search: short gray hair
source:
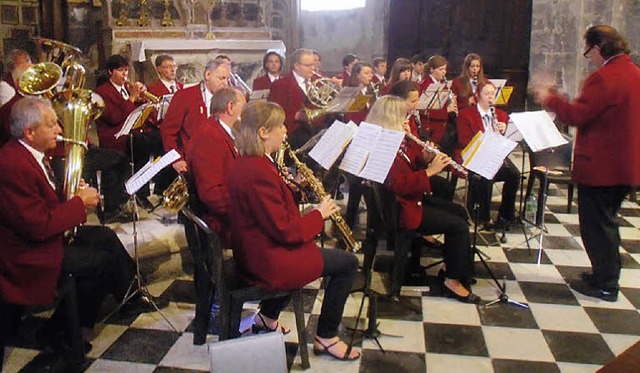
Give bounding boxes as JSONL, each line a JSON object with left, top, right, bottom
{"left": 204, "top": 58, "right": 228, "bottom": 75}
{"left": 210, "top": 87, "right": 242, "bottom": 116}
{"left": 291, "top": 48, "right": 314, "bottom": 65}
{"left": 10, "top": 97, "right": 51, "bottom": 139}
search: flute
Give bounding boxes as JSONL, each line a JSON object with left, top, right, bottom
{"left": 404, "top": 131, "right": 468, "bottom": 176}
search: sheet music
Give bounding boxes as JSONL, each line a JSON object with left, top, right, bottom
{"left": 309, "top": 120, "right": 358, "bottom": 169}
{"left": 509, "top": 111, "right": 568, "bottom": 152}
{"left": 358, "top": 128, "right": 405, "bottom": 183}
{"left": 156, "top": 94, "right": 174, "bottom": 121}
{"left": 489, "top": 79, "right": 508, "bottom": 99}
{"left": 418, "top": 83, "right": 449, "bottom": 110}
{"left": 116, "top": 103, "right": 154, "bottom": 139}
{"left": 339, "top": 122, "right": 381, "bottom": 175}
{"left": 462, "top": 131, "right": 518, "bottom": 180}
{"left": 250, "top": 89, "right": 270, "bottom": 100}
{"left": 125, "top": 150, "right": 181, "bottom": 195}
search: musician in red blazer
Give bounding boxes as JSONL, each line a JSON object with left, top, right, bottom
{"left": 268, "top": 48, "right": 320, "bottom": 150}
{"left": 371, "top": 57, "right": 387, "bottom": 86}
{"left": 457, "top": 81, "right": 519, "bottom": 227}
{"left": 252, "top": 51, "right": 283, "bottom": 91}
{"left": 161, "top": 59, "right": 230, "bottom": 173}
{"left": 227, "top": 100, "right": 360, "bottom": 361}
{"left": 532, "top": 25, "right": 640, "bottom": 301}
{"left": 187, "top": 88, "right": 245, "bottom": 248}
{"left": 369, "top": 96, "right": 478, "bottom": 304}
{"left": 332, "top": 53, "right": 358, "bottom": 86}
{"left": 419, "top": 55, "right": 458, "bottom": 144}
{"left": 146, "top": 54, "right": 185, "bottom": 97}
{"left": 451, "top": 53, "right": 487, "bottom": 111}
{"left": 343, "top": 62, "right": 374, "bottom": 125}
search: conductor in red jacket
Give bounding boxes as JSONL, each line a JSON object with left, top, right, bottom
{"left": 457, "top": 81, "right": 519, "bottom": 229}
{"left": 187, "top": 87, "right": 246, "bottom": 248}
{"left": 227, "top": 100, "right": 360, "bottom": 361}
{"left": 532, "top": 25, "right": 640, "bottom": 301}
{"left": 161, "top": 59, "right": 230, "bottom": 173}
{"left": 252, "top": 51, "right": 283, "bottom": 91}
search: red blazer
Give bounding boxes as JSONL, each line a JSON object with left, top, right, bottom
{"left": 372, "top": 74, "right": 386, "bottom": 86}
{"left": 93, "top": 82, "right": 138, "bottom": 153}
{"left": 384, "top": 142, "right": 432, "bottom": 230}
{"left": 545, "top": 54, "right": 640, "bottom": 186}
{"left": 0, "top": 139, "right": 87, "bottom": 305}
{"left": 379, "top": 83, "right": 393, "bottom": 96}
{"left": 420, "top": 79, "right": 451, "bottom": 144}
{"left": 0, "top": 94, "right": 21, "bottom": 147}
{"left": 227, "top": 156, "right": 324, "bottom": 291}
{"left": 186, "top": 118, "right": 238, "bottom": 248}
{"left": 456, "top": 106, "right": 509, "bottom": 163}
{"left": 268, "top": 72, "right": 310, "bottom": 134}
{"left": 252, "top": 74, "right": 276, "bottom": 91}
{"left": 146, "top": 80, "right": 184, "bottom": 97}
{"left": 161, "top": 83, "right": 208, "bottom": 158}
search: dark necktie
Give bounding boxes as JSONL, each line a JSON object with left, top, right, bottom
{"left": 483, "top": 114, "right": 492, "bottom": 131}
{"left": 170, "top": 85, "right": 176, "bottom": 93}
{"left": 42, "top": 156, "right": 56, "bottom": 188}
{"left": 120, "top": 86, "right": 129, "bottom": 100}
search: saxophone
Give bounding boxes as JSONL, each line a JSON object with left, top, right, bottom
{"left": 281, "top": 141, "right": 362, "bottom": 253}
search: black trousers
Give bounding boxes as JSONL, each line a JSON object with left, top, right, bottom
{"left": 0, "top": 302, "right": 23, "bottom": 367}
{"left": 61, "top": 226, "right": 135, "bottom": 327}
{"left": 83, "top": 147, "right": 130, "bottom": 213}
{"left": 577, "top": 184, "right": 630, "bottom": 289}
{"left": 467, "top": 158, "right": 520, "bottom": 223}
{"left": 259, "top": 248, "right": 358, "bottom": 339}
{"left": 417, "top": 196, "right": 473, "bottom": 281}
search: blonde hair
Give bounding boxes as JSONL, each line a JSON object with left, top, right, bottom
{"left": 365, "top": 95, "right": 406, "bottom": 131}
{"left": 234, "top": 100, "right": 285, "bottom": 156}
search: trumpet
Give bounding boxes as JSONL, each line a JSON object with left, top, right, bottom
{"left": 124, "top": 79, "right": 160, "bottom": 103}
{"left": 230, "top": 72, "right": 252, "bottom": 98}
{"left": 404, "top": 131, "right": 468, "bottom": 177}
{"left": 281, "top": 141, "right": 362, "bottom": 252}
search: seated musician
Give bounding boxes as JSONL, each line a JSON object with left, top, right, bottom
{"left": 333, "top": 53, "right": 359, "bottom": 86}
{"left": 252, "top": 51, "right": 283, "bottom": 91}
{"left": 369, "top": 96, "right": 480, "bottom": 303}
{"left": 410, "top": 53, "right": 428, "bottom": 84}
{"left": 451, "top": 53, "right": 487, "bottom": 111}
{"left": 379, "top": 57, "right": 412, "bottom": 96}
{"left": 161, "top": 59, "right": 230, "bottom": 174}
{"left": 0, "top": 49, "right": 31, "bottom": 108}
{"left": 227, "top": 100, "right": 360, "bottom": 361}
{"left": 457, "top": 81, "right": 519, "bottom": 230}
{"left": 0, "top": 98, "right": 157, "bottom": 364}
{"left": 371, "top": 57, "right": 387, "bottom": 87}
{"left": 187, "top": 87, "right": 246, "bottom": 248}
{"left": 419, "top": 55, "right": 458, "bottom": 144}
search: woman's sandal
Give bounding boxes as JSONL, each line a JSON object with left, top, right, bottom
{"left": 251, "top": 313, "right": 291, "bottom": 335}
{"left": 313, "top": 336, "right": 361, "bottom": 361}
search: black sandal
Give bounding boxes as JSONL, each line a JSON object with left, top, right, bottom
{"left": 251, "top": 313, "right": 291, "bottom": 335}
{"left": 313, "top": 336, "right": 361, "bottom": 361}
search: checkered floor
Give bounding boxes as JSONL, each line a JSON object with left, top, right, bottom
{"left": 4, "top": 170, "right": 640, "bottom": 372}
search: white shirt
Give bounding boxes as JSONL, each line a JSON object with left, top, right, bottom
{"left": 267, "top": 73, "right": 280, "bottom": 83}
{"left": 203, "top": 83, "right": 213, "bottom": 117}
{"left": 412, "top": 72, "right": 423, "bottom": 82}
{"left": 374, "top": 73, "right": 385, "bottom": 84}
{"left": 0, "top": 80, "right": 16, "bottom": 107}
{"left": 161, "top": 78, "right": 178, "bottom": 93}
{"left": 477, "top": 106, "right": 493, "bottom": 132}
{"left": 218, "top": 119, "right": 234, "bottom": 139}
{"left": 292, "top": 70, "right": 307, "bottom": 94}
{"left": 110, "top": 81, "right": 129, "bottom": 100}
{"left": 429, "top": 75, "right": 439, "bottom": 84}
{"left": 19, "top": 139, "right": 56, "bottom": 190}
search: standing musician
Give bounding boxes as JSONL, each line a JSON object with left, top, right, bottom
{"left": 0, "top": 98, "right": 153, "bottom": 364}
{"left": 333, "top": 53, "right": 359, "bottom": 86}
{"left": 268, "top": 48, "right": 320, "bottom": 150}
{"left": 161, "top": 59, "right": 230, "bottom": 173}
{"left": 371, "top": 57, "right": 387, "bottom": 86}
{"left": 370, "top": 96, "right": 479, "bottom": 303}
{"left": 531, "top": 25, "right": 640, "bottom": 302}
{"left": 187, "top": 87, "right": 246, "bottom": 248}
{"left": 227, "top": 100, "right": 360, "bottom": 361}
{"left": 419, "top": 55, "right": 458, "bottom": 144}
{"left": 410, "top": 53, "right": 428, "bottom": 84}
{"left": 379, "top": 57, "right": 412, "bottom": 96}
{"left": 252, "top": 51, "right": 283, "bottom": 91}
{"left": 457, "top": 81, "right": 519, "bottom": 230}
{"left": 451, "top": 53, "right": 487, "bottom": 111}
{"left": 147, "top": 54, "right": 184, "bottom": 97}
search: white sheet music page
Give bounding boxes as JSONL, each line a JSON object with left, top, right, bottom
{"left": 509, "top": 111, "right": 568, "bottom": 152}
{"left": 339, "top": 122, "right": 381, "bottom": 175}
{"left": 125, "top": 149, "right": 181, "bottom": 195}
{"left": 463, "top": 132, "right": 517, "bottom": 180}
{"left": 250, "top": 89, "right": 270, "bottom": 100}
{"left": 418, "top": 83, "right": 444, "bottom": 110}
{"left": 116, "top": 103, "right": 153, "bottom": 139}
{"left": 358, "top": 128, "right": 405, "bottom": 183}
{"left": 309, "top": 120, "right": 357, "bottom": 170}
{"left": 489, "top": 79, "right": 508, "bottom": 99}
{"left": 156, "top": 94, "right": 174, "bottom": 121}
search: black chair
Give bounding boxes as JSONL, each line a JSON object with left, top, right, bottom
{"left": 181, "top": 207, "right": 310, "bottom": 369}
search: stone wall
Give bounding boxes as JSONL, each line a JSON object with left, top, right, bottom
{"left": 298, "top": 0, "right": 389, "bottom": 75}
{"left": 529, "top": 0, "right": 640, "bottom": 98}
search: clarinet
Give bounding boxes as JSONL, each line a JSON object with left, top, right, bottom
{"left": 411, "top": 111, "right": 428, "bottom": 141}
{"left": 490, "top": 105, "right": 498, "bottom": 133}
{"left": 282, "top": 141, "right": 362, "bottom": 253}
{"left": 471, "top": 75, "right": 478, "bottom": 94}
{"left": 404, "top": 131, "right": 468, "bottom": 177}
{"left": 443, "top": 76, "right": 457, "bottom": 118}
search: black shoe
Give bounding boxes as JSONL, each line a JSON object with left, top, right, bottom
{"left": 137, "top": 197, "right": 154, "bottom": 211}
{"left": 569, "top": 280, "right": 618, "bottom": 302}
{"left": 101, "top": 209, "right": 136, "bottom": 224}
{"left": 580, "top": 271, "right": 596, "bottom": 285}
{"left": 442, "top": 285, "right": 481, "bottom": 304}
{"left": 120, "top": 293, "right": 168, "bottom": 315}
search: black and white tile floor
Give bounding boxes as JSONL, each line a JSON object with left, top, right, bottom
{"left": 4, "top": 182, "right": 640, "bottom": 373}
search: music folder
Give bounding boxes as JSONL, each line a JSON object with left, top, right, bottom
{"left": 324, "top": 87, "right": 372, "bottom": 113}
{"left": 489, "top": 79, "right": 513, "bottom": 106}
{"left": 156, "top": 94, "right": 175, "bottom": 122}
{"left": 308, "top": 119, "right": 358, "bottom": 170}
{"left": 507, "top": 110, "right": 568, "bottom": 152}
{"left": 462, "top": 131, "right": 518, "bottom": 180}
{"left": 116, "top": 103, "right": 155, "bottom": 139}
{"left": 125, "top": 150, "right": 181, "bottom": 195}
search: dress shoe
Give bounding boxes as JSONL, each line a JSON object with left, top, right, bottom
{"left": 569, "top": 280, "right": 618, "bottom": 302}
{"left": 120, "top": 292, "right": 168, "bottom": 315}
{"left": 442, "top": 285, "right": 481, "bottom": 304}
{"left": 580, "top": 271, "right": 596, "bottom": 285}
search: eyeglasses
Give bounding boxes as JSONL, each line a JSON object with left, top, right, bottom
{"left": 297, "top": 63, "right": 315, "bottom": 68}
{"left": 583, "top": 46, "right": 593, "bottom": 58}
